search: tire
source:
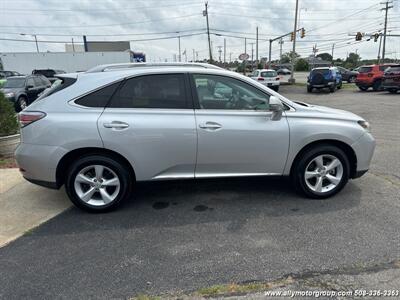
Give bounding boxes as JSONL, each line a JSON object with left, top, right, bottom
{"left": 358, "top": 86, "right": 368, "bottom": 91}
{"left": 274, "top": 86, "right": 279, "bottom": 92}
{"left": 65, "top": 155, "right": 133, "bottom": 212}
{"left": 372, "top": 80, "right": 382, "bottom": 91}
{"left": 307, "top": 86, "right": 313, "bottom": 93}
{"left": 329, "top": 84, "right": 336, "bottom": 93}
{"left": 348, "top": 76, "right": 356, "bottom": 83}
{"left": 337, "top": 81, "right": 342, "bottom": 90}
{"left": 16, "top": 96, "right": 28, "bottom": 112}
{"left": 388, "top": 89, "right": 398, "bottom": 94}
{"left": 291, "top": 144, "right": 350, "bottom": 199}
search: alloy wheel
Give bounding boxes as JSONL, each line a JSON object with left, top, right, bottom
{"left": 304, "top": 154, "right": 343, "bottom": 194}
{"left": 74, "top": 164, "right": 120, "bottom": 206}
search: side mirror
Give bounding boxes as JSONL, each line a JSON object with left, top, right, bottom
{"left": 269, "top": 96, "right": 284, "bottom": 121}
{"left": 26, "top": 85, "right": 34, "bottom": 90}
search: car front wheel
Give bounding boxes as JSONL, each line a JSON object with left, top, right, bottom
{"left": 292, "top": 145, "right": 350, "bottom": 199}
{"left": 65, "top": 155, "right": 132, "bottom": 212}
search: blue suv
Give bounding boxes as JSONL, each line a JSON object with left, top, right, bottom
{"left": 307, "top": 67, "right": 342, "bottom": 93}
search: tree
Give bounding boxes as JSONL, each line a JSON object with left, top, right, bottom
{"left": 345, "top": 52, "right": 361, "bottom": 68}
{"left": 295, "top": 58, "right": 309, "bottom": 71}
{"left": 280, "top": 51, "right": 300, "bottom": 64}
{"left": 0, "top": 92, "right": 19, "bottom": 137}
{"left": 316, "top": 52, "right": 333, "bottom": 61}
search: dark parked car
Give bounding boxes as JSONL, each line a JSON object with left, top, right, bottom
{"left": 0, "top": 75, "right": 51, "bottom": 111}
{"left": 307, "top": 67, "right": 342, "bottom": 93}
{"left": 382, "top": 65, "right": 400, "bottom": 94}
{"left": 32, "top": 69, "right": 66, "bottom": 83}
{"left": 337, "top": 66, "right": 358, "bottom": 83}
{"left": 0, "top": 70, "right": 21, "bottom": 87}
{"left": 276, "top": 68, "right": 291, "bottom": 75}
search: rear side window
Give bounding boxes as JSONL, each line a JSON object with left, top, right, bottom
{"left": 109, "top": 74, "right": 187, "bottom": 109}
{"left": 33, "top": 77, "right": 42, "bottom": 86}
{"left": 359, "top": 67, "right": 373, "bottom": 73}
{"left": 75, "top": 82, "right": 120, "bottom": 108}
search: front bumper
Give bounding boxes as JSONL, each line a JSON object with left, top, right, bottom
{"left": 351, "top": 131, "right": 376, "bottom": 176}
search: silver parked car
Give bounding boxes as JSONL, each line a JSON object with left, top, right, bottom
{"left": 15, "top": 62, "right": 375, "bottom": 212}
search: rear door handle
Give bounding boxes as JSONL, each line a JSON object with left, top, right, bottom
{"left": 199, "top": 122, "right": 222, "bottom": 130}
{"left": 103, "top": 121, "right": 129, "bottom": 129}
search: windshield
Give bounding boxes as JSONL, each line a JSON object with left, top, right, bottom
{"left": 261, "top": 71, "right": 277, "bottom": 77}
{"left": 385, "top": 67, "right": 400, "bottom": 73}
{"left": 34, "top": 70, "right": 55, "bottom": 77}
{"left": 4, "top": 78, "right": 25, "bottom": 88}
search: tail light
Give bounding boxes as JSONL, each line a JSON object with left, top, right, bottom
{"left": 257, "top": 77, "right": 264, "bottom": 81}
{"left": 368, "top": 73, "right": 373, "bottom": 77}
{"left": 19, "top": 111, "right": 46, "bottom": 128}
{"left": 276, "top": 77, "right": 280, "bottom": 81}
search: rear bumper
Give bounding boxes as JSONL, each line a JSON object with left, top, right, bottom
{"left": 15, "top": 142, "right": 66, "bottom": 188}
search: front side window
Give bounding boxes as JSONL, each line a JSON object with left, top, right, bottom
{"left": 26, "top": 78, "right": 35, "bottom": 87}
{"left": 193, "top": 74, "right": 270, "bottom": 110}
{"left": 33, "top": 77, "right": 42, "bottom": 86}
{"left": 108, "top": 74, "right": 187, "bottom": 109}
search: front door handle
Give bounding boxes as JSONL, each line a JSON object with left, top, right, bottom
{"left": 103, "top": 121, "right": 129, "bottom": 129}
{"left": 199, "top": 122, "right": 222, "bottom": 130}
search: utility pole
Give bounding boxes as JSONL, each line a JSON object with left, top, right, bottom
{"left": 217, "top": 46, "right": 222, "bottom": 62}
{"left": 250, "top": 42, "right": 254, "bottom": 71}
{"left": 178, "top": 36, "right": 181, "bottom": 62}
{"left": 192, "top": 49, "right": 195, "bottom": 62}
{"left": 229, "top": 52, "right": 232, "bottom": 63}
{"left": 256, "top": 27, "right": 259, "bottom": 65}
{"left": 244, "top": 37, "right": 247, "bottom": 75}
{"left": 83, "top": 35, "right": 88, "bottom": 52}
{"left": 381, "top": 0, "right": 393, "bottom": 61}
{"left": 223, "top": 38, "right": 226, "bottom": 64}
{"left": 268, "top": 39, "right": 272, "bottom": 68}
{"left": 204, "top": 2, "right": 213, "bottom": 62}
{"left": 377, "top": 33, "right": 383, "bottom": 63}
{"left": 289, "top": 0, "right": 299, "bottom": 84}
{"left": 279, "top": 39, "right": 283, "bottom": 65}
{"left": 72, "top": 38, "right": 75, "bottom": 52}
{"left": 331, "top": 43, "right": 335, "bottom": 64}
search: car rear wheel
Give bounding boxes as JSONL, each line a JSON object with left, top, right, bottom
{"left": 329, "top": 84, "right": 336, "bottom": 93}
{"left": 358, "top": 86, "right": 368, "bottom": 91}
{"left": 307, "top": 86, "right": 313, "bottom": 93}
{"left": 348, "top": 76, "right": 356, "bottom": 83}
{"left": 292, "top": 144, "right": 350, "bottom": 199}
{"left": 388, "top": 89, "right": 398, "bottom": 94}
{"left": 65, "top": 155, "right": 132, "bottom": 212}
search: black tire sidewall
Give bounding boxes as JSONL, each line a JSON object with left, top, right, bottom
{"left": 17, "top": 96, "right": 28, "bottom": 112}
{"left": 65, "top": 155, "right": 132, "bottom": 212}
{"left": 292, "top": 145, "right": 350, "bottom": 199}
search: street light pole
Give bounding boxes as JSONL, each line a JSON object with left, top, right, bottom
{"left": 289, "top": 0, "right": 299, "bottom": 84}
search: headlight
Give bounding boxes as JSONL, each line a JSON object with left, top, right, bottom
{"left": 5, "top": 92, "right": 15, "bottom": 98}
{"left": 358, "top": 120, "right": 370, "bottom": 131}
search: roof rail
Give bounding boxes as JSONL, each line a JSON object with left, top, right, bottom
{"left": 86, "top": 62, "right": 222, "bottom": 73}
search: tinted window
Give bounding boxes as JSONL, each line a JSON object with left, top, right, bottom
{"left": 75, "top": 82, "right": 120, "bottom": 107}
{"left": 33, "top": 77, "right": 43, "bottom": 86}
{"left": 109, "top": 74, "right": 187, "bottom": 109}
{"left": 40, "top": 76, "right": 51, "bottom": 86}
{"left": 385, "top": 66, "right": 400, "bottom": 73}
{"left": 193, "top": 74, "right": 269, "bottom": 110}
{"left": 311, "top": 69, "right": 330, "bottom": 75}
{"left": 27, "top": 78, "right": 35, "bottom": 87}
{"left": 4, "top": 78, "right": 25, "bottom": 88}
{"left": 359, "top": 67, "right": 373, "bottom": 73}
{"left": 33, "top": 70, "right": 55, "bottom": 77}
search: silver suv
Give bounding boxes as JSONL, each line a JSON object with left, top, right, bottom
{"left": 15, "top": 63, "right": 375, "bottom": 212}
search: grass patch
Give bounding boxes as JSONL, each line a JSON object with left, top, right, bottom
{"left": 195, "top": 277, "right": 294, "bottom": 297}
{"left": 131, "top": 295, "right": 161, "bottom": 300}
{"left": 0, "top": 156, "right": 17, "bottom": 168}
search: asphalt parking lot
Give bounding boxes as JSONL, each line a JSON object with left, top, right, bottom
{"left": 0, "top": 85, "right": 399, "bottom": 299}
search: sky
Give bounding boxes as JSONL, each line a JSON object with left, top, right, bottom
{"left": 0, "top": 0, "right": 399, "bottom": 62}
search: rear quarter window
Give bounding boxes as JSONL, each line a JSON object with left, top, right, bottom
{"left": 359, "top": 67, "right": 373, "bottom": 73}
{"left": 74, "top": 82, "right": 121, "bottom": 108}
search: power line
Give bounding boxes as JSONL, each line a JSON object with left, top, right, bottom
{"left": 0, "top": 13, "right": 202, "bottom": 28}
